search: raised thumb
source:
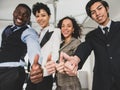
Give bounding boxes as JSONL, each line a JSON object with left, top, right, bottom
{"left": 59, "top": 52, "right": 64, "bottom": 63}
{"left": 32, "top": 54, "right": 39, "bottom": 70}
{"left": 47, "top": 54, "right": 52, "bottom": 62}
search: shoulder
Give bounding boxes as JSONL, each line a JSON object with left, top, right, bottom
{"left": 49, "top": 24, "right": 60, "bottom": 32}
{"left": 54, "top": 27, "right": 61, "bottom": 31}
{"left": 113, "top": 21, "right": 120, "bottom": 24}
{"left": 86, "top": 28, "right": 97, "bottom": 37}
{"left": 112, "top": 21, "right": 120, "bottom": 27}
{"left": 50, "top": 27, "right": 61, "bottom": 33}
{"left": 53, "top": 28, "right": 61, "bottom": 34}
{"left": 23, "top": 26, "right": 39, "bottom": 36}
{"left": 26, "top": 25, "right": 38, "bottom": 33}
{"left": 4, "top": 25, "right": 12, "bottom": 30}
{"left": 72, "top": 38, "right": 81, "bottom": 44}
{"left": 71, "top": 38, "right": 81, "bottom": 47}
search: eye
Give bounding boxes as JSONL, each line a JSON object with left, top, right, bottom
{"left": 23, "top": 13, "right": 28, "bottom": 17}
{"left": 41, "top": 14, "right": 46, "bottom": 17}
{"left": 35, "top": 15, "right": 39, "bottom": 18}
{"left": 97, "top": 5, "right": 103, "bottom": 10}
{"left": 61, "top": 25, "right": 65, "bottom": 28}
{"left": 91, "top": 11, "right": 95, "bottom": 15}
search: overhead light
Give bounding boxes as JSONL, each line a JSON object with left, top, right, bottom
{"left": 46, "top": 0, "right": 58, "bottom": 4}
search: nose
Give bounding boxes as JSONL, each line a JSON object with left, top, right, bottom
{"left": 36, "top": 16, "right": 42, "bottom": 22}
{"left": 63, "top": 26, "right": 68, "bottom": 30}
{"left": 17, "top": 14, "right": 23, "bottom": 19}
{"left": 95, "top": 10, "right": 100, "bottom": 16}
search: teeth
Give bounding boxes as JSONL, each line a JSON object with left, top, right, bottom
{"left": 97, "top": 16, "right": 102, "bottom": 20}
{"left": 17, "top": 19, "right": 22, "bottom": 23}
{"left": 63, "top": 31, "right": 69, "bottom": 33}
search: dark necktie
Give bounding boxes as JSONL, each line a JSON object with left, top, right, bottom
{"left": 103, "top": 27, "right": 109, "bottom": 36}
{"left": 5, "top": 26, "right": 17, "bottom": 37}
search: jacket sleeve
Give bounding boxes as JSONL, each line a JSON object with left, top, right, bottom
{"left": 75, "top": 33, "right": 93, "bottom": 69}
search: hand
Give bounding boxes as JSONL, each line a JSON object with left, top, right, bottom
{"left": 56, "top": 52, "right": 65, "bottom": 74}
{"left": 64, "top": 64, "right": 78, "bottom": 76}
{"left": 59, "top": 52, "right": 80, "bottom": 76}
{"left": 64, "top": 60, "right": 75, "bottom": 71}
{"left": 30, "top": 54, "right": 43, "bottom": 84}
{"left": 64, "top": 56, "right": 78, "bottom": 76}
{"left": 64, "top": 56, "right": 80, "bottom": 71}
{"left": 45, "top": 54, "right": 56, "bottom": 75}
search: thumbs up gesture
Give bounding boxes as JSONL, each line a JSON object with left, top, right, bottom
{"left": 64, "top": 55, "right": 80, "bottom": 76}
{"left": 45, "top": 54, "right": 56, "bottom": 75}
{"left": 57, "top": 52, "right": 80, "bottom": 76}
{"left": 30, "top": 54, "right": 43, "bottom": 84}
{"left": 56, "top": 52, "right": 65, "bottom": 74}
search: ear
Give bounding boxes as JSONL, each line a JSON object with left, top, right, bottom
{"left": 72, "top": 28, "right": 74, "bottom": 34}
{"left": 106, "top": 6, "right": 109, "bottom": 11}
{"left": 106, "top": 7, "right": 109, "bottom": 17}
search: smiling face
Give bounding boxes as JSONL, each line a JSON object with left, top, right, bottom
{"left": 35, "top": 9, "right": 50, "bottom": 29}
{"left": 13, "top": 6, "right": 30, "bottom": 26}
{"left": 90, "top": 2, "right": 110, "bottom": 26}
{"left": 61, "top": 18, "right": 74, "bottom": 39}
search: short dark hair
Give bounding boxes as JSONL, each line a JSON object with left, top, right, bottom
{"left": 86, "top": 0, "right": 109, "bottom": 17}
{"left": 57, "top": 16, "right": 82, "bottom": 40}
{"left": 16, "top": 3, "right": 31, "bottom": 16}
{"left": 32, "top": 2, "right": 51, "bottom": 16}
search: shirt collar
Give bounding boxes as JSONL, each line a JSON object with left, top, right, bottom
{"left": 99, "top": 20, "right": 112, "bottom": 32}
{"left": 12, "top": 24, "right": 28, "bottom": 30}
{"left": 99, "top": 20, "right": 112, "bottom": 30}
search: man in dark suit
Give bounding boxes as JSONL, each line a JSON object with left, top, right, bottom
{"left": 59, "top": 0, "right": 120, "bottom": 90}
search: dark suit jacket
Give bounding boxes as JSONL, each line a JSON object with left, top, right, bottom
{"left": 75, "top": 21, "right": 120, "bottom": 90}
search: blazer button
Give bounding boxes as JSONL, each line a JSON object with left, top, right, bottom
{"left": 106, "top": 44, "right": 110, "bottom": 47}
{"left": 109, "top": 57, "right": 113, "bottom": 59}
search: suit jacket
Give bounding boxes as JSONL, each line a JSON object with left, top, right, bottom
{"left": 56, "top": 37, "right": 81, "bottom": 90}
{"left": 39, "top": 25, "right": 61, "bottom": 77}
{"left": 75, "top": 21, "right": 120, "bottom": 90}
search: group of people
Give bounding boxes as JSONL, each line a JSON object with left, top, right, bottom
{"left": 0, "top": 0, "right": 120, "bottom": 90}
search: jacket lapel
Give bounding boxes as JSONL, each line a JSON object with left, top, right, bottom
{"left": 40, "top": 30, "right": 54, "bottom": 48}
{"left": 91, "top": 26, "right": 109, "bottom": 46}
{"left": 108, "top": 21, "right": 119, "bottom": 41}
{"left": 60, "top": 37, "right": 75, "bottom": 51}
{"left": 95, "top": 27, "right": 106, "bottom": 40}
{"left": 95, "top": 21, "right": 119, "bottom": 43}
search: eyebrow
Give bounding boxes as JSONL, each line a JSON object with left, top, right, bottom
{"left": 97, "top": 4, "right": 103, "bottom": 9}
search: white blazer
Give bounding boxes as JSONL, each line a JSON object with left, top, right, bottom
{"left": 39, "top": 24, "right": 61, "bottom": 76}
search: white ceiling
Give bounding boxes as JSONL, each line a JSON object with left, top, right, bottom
{"left": 0, "top": 0, "right": 120, "bottom": 33}
{"left": 0, "top": 0, "right": 88, "bottom": 28}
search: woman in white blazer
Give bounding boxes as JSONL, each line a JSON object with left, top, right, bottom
{"left": 26, "top": 2, "right": 61, "bottom": 90}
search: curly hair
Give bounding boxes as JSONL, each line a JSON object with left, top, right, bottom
{"left": 32, "top": 2, "right": 51, "bottom": 16}
{"left": 57, "top": 16, "right": 82, "bottom": 40}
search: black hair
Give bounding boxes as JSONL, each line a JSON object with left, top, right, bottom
{"left": 32, "top": 2, "right": 51, "bottom": 16}
{"left": 86, "top": 0, "right": 109, "bottom": 17}
{"left": 57, "top": 16, "right": 82, "bottom": 40}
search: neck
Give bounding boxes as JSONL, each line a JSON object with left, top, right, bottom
{"left": 64, "top": 36, "right": 72, "bottom": 44}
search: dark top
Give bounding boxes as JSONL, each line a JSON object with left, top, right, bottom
{"left": 0, "top": 25, "right": 28, "bottom": 63}
{"left": 75, "top": 21, "right": 120, "bottom": 90}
